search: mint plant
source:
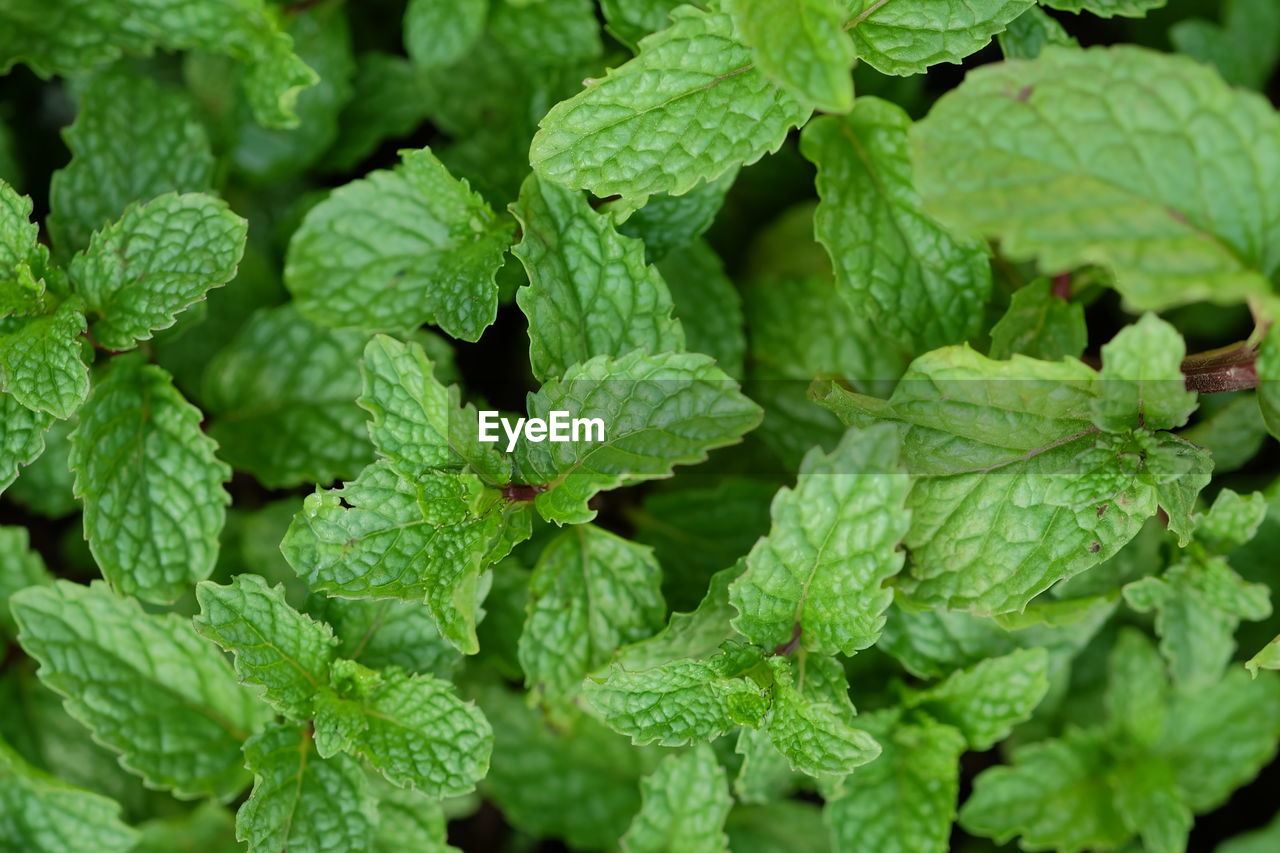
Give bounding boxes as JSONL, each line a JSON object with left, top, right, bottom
{"left": 2, "top": 2, "right": 1280, "bottom": 852}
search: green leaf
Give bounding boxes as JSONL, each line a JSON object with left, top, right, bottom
{"left": 48, "top": 67, "right": 214, "bottom": 256}
{"left": 477, "top": 683, "right": 661, "bottom": 850}
{"left": 906, "top": 647, "right": 1049, "bottom": 750}
{"left": 1196, "top": 489, "right": 1268, "bottom": 552}
{"left": 133, "top": 802, "right": 239, "bottom": 853}
{"left": 0, "top": 0, "right": 318, "bottom": 128}
{"left": 614, "top": 170, "right": 735, "bottom": 262}
{"left": 204, "top": 305, "right": 373, "bottom": 489}
{"left": 0, "top": 526, "right": 51, "bottom": 639}
{"left": 823, "top": 713, "right": 966, "bottom": 853}
{"left": 1246, "top": 635, "right": 1280, "bottom": 677}
{"left": 1124, "top": 556, "right": 1271, "bottom": 690}
{"left": 846, "top": 0, "right": 1036, "bottom": 75}
{"left": 655, "top": 240, "right": 745, "bottom": 378}
{"left": 323, "top": 52, "right": 433, "bottom": 173}
{"left": 1104, "top": 628, "right": 1168, "bottom": 748}
{"left": 727, "top": 0, "right": 854, "bottom": 113}
{"left": 0, "top": 297, "right": 89, "bottom": 418}
{"left": 1093, "top": 314, "right": 1197, "bottom": 433}
{"left": 529, "top": 4, "right": 811, "bottom": 199}
{"left": 601, "top": 0, "right": 692, "bottom": 49}
{"left": 621, "top": 743, "right": 732, "bottom": 853}
{"left": 6, "top": 415, "right": 77, "bottom": 518}
{"left": 11, "top": 580, "right": 267, "bottom": 799}
{"left": 1217, "top": 814, "right": 1280, "bottom": 853}
{"left": 70, "top": 358, "right": 230, "bottom": 603}
{"left": 801, "top": 99, "right": 991, "bottom": 352}
{"left": 0, "top": 389, "right": 53, "bottom": 494}
{"left": 729, "top": 424, "right": 910, "bottom": 655}
{"left": 238, "top": 723, "right": 376, "bottom": 853}
{"left": 68, "top": 192, "right": 247, "bottom": 350}
{"left": 960, "top": 727, "right": 1130, "bottom": 853}
{"left": 0, "top": 737, "right": 138, "bottom": 853}
{"left": 404, "top": 0, "right": 487, "bottom": 70}
{"left": 512, "top": 174, "right": 685, "bottom": 383}
{"left": 308, "top": 596, "right": 461, "bottom": 680}
{"left": 615, "top": 564, "right": 741, "bottom": 671}
{"left": 284, "top": 147, "right": 513, "bottom": 341}
{"left": 912, "top": 45, "right": 1280, "bottom": 311}
{"left": 998, "top": 6, "right": 1078, "bottom": 59}
{"left": 1041, "top": 0, "right": 1168, "bottom": 19}
{"left": 817, "top": 345, "right": 1205, "bottom": 612}
{"left": 1181, "top": 394, "right": 1267, "bottom": 474}
{"left": 281, "top": 462, "right": 517, "bottom": 654}
{"left": 359, "top": 333, "right": 509, "bottom": 483}
{"left": 1170, "top": 0, "right": 1280, "bottom": 91}
{"left": 488, "top": 0, "right": 603, "bottom": 68}
{"left": 1259, "top": 325, "right": 1280, "bottom": 441}
{"left": 519, "top": 350, "right": 762, "bottom": 525}
{"left": 194, "top": 574, "right": 338, "bottom": 720}
{"left": 585, "top": 644, "right": 771, "bottom": 746}
{"left": 1111, "top": 760, "right": 1192, "bottom": 853}
{"left": 322, "top": 662, "right": 492, "bottom": 798}
{"left": 727, "top": 801, "right": 831, "bottom": 853}
{"left": 734, "top": 726, "right": 800, "bottom": 804}
{"left": 371, "top": 783, "right": 458, "bottom": 853}
{"left": 519, "top": 525, "right": 666, "bottom": 705}
{"left": 988, "top": 278, "right": 1087, "bottom": 361}
{"left": 765, "top": 656, "right": 880, "bottom": 778}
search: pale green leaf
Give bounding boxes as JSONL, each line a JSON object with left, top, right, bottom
{"left": 734, "top": 726, "right": 800, "bottom": 804}
{"left": 519, "top": 524, "right": 665, "bottom": 704}
{"left": 194, "top": 574, "right": 338, "bottom": 720}
{"left": 728, "top": 0, "right": 854, "bottom": 113}
{"left": 68, "top": 192, "right": 247, "bottom": 349}
{"left": 585, "top": 644, "right": 771, "bottom": 746}
{"left": 204, "top": 305, "right": 372, "bottom": 489}
{"left": 846, "top": 0, "right": 1036, "bottom": 75}
{"left": 49, "top": 67, "right": 214, "bottom": 256}
{"left": 616, "top": 564, "right": 740, "bottom": 672}
{"left": 404, "top": 0, "right": 487, "bottom": 70}
{"left": 529, "top": 4, "right": 811, "bottom": 199}
{"left": 823, "top": 713, "right": 966, "bottom": 853}
{"left": 801, "top": 99, "right": 991, "bottom": 351}
{"left": 729, "top": 424, "right": 910, "bottom": 655}
{"left": 322, "top": 662, "right": 492, "bottom": 798}
{"left": 519, "top": 350, "right": 763, "bottom": 524}
{"left": 621, "top": 743, "right": 731, "bottom": 853}
{"left": 988, "top": 278, "right": 1086, "bottom": 361}
{"left": 1104, "top": 628, "right": 1168, "bottom": 748}
{"left": 308, "top": 596, "right": 461, "bottom": 680}
{"left": 912, "top": 46, "right": 1280, "bottom": 311}
{"left": 0, "top": 390, "right": 52, "bottom": 494}
{"left": 1246, "top": 635, "right": 1280, "bottom": 677}
{"left": 281, "top": 462, "right": 519, "bottom": 654}
{"left": 285, "top": 147, "right": 513, "bottom": 341}
{"left": 1093, "top": 314, "right": 1197, "bottom": 433}
{"left": 766, "top": 656, "right": 880, "bottom": 778}
{"left": 0, "top": 737, "right": 138, "bottom": 853}
{"left": 512, "top": 174, "right": 685, "bottom": 383}
{"left": 1111, "top": 760, "right": 1192, "bottom": 853}
{"left": 1196, "top": 489, "right": 1268, "bottom": 552}
{"left": 70, "top": 358, "right": 230, "bottom": 603}
{"left": 372, "top": 783, "right": 458, "bottom": 853}
{"left": 907, "top": 647, "right": 1049, "bottom": 750}
{"left": 11, "top": 580, "right": 268, "bottom": 799}
{"left": 238, "top": 723, "right": 375, "bottom": 853}
{"left": 0, "top": 526, "right": 51, "bottom": 639}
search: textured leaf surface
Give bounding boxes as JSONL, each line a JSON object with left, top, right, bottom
{"left": 913, "top": 46, "right": 1280, "bottom": 311}
{"left": 48, "top": 68, "right": 214, "bottom": 255}
{"left": 238, "top": 723, "right": 375, "bottom": 853}
{"left": 281, "top": 462, "right": 512, "bottom": 654}
{"left": 766, "top": 656, "right": 880, "bottom": 778}
{"left": 823, "top": 714, "right": 966, "bottom": 853}
{"left": 71, "top": 358, "right": 230, "bottom": 603}
{"left": 988, "top": 279, "right": 1086, "bottom": 361}
{"left": 728, "top": 0, "right": 854, "bottom": 113}
{"left": 11, "top": 581, "right": 266, "bottom": 799}
{"left": 519, "top": 525, "right": 665, "bottom": 704}
{"left": 69, "top": 192, "right": 247, "bottom": 349}
{"left": 621, "top": 743, "right": 731, "bottom": 853}
{"left": 530, "top": 5, "right": 811, "bottom": 198}
{"left": 0, "top": 526, "right": 50, "bottom": 638}
{"left": 846, "top": 0, "right": 1035, "bottom": 75}
{"left": 0, "top": 737, "right": 138, "bottom": 853}
{"left": 195, "top": 574, "right": 338, "bottom": 719}
{"left": 512, "top": 174, "right": 685, "bottom": 382}
{"left": 285, "top": 147, "right": 513, "bottom": 341}
{"left": 0, "top": 390, "right": 52, "bottom": 494}
{"left": 1042, "top": 0, "right": 1168, "bottom": 18}
{"left": 0, "top": 297, "right": 88, "bottom": 418}
{"left": 1093, "top": 314, "right": 1196, "bottom": 433}
{"left": 204, "top": 305, "right": 372, "bottom": 488}
{"left": 519, "top": 350, "right": 762, "bottom": 524}
{"left": 802, "top": 100, "right": 991, "bottom": 352}
{"left": 615, "top": 170, "right": 735, "bottom": 262}
{"left": 656, "top": 240, "right": 745, "bottom": 378}
{"left": 906, "top": 647, "right": 1049, "bottom": 750}
{"left": 730, "top": 425, "right": 909, "bottom": 655}
{"left": 998, "top": 6, "right": 1077, "bottom": 59}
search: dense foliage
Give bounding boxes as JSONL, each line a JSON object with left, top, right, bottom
{"left": 2, "top": 1, "right": 1280, "bottom": 851}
